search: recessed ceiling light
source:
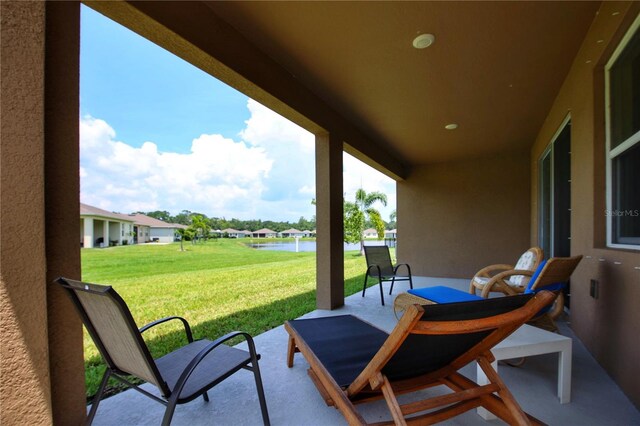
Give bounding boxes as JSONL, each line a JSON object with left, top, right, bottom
{"left": 445, "top": 123, "right": 458, "bottom": 130}
{"left": 413, "top": 34, "right": 435, "bottom": 49}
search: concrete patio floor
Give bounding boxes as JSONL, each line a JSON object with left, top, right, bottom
{"left": 91, "top": 277, "right": 640, "bottom": 425}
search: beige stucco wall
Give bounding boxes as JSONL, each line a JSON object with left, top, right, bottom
{"left": 0, "top": 2, "right": 52, "bottom": 423}
{"left": 530, "top": 1, "right": 640, "bottom": 408}
{"left": 1, "top": 2, "right": 84, "bottom": 424}
{"left": 397, "top": 149, "right": 531, "bottom": 279}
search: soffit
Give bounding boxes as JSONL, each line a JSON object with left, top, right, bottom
{"left": 206, "top": 1, "right": 599, "bottom": 165}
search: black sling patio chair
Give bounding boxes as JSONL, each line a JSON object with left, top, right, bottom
{"left": 362, "top": 245, "right": 413, "bottom": 305}
{"left": 286, "top": 292, "right": 555, "bottom": 425}
{"left": 56, "top": 277, "right": 270, "bottom": 426}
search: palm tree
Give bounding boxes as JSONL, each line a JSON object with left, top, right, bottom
{"left": 353, "top": 188, "right": 387, "bottom": 255}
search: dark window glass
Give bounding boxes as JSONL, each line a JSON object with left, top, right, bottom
{"left": 609, "top": 26, "right": 640, "bottom": 149}
{"left": 612, "top": 142, "right": 640, "bottom": 245}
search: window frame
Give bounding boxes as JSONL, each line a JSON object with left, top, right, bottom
{"left": 605, "top": 13, "right": 640, "bottom": 250}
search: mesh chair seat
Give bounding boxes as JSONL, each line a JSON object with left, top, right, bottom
{"left": 156, "top": 340, "right": 253, "bottom": 402}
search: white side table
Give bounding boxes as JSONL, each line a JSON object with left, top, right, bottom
{"left": 476, "top": 324, "right": 572, "bottom": 420}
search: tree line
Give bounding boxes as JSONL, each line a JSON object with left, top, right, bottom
{"left": 136, "top": 189, "right": 396, "bottom": 255}
{"left": 136, "top": 210, "right": 318, "bottom": 233}
{"left": 137, "top": 206, "right": 395, "bottom": 235}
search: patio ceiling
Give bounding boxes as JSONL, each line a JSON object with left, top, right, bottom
{"left": 206, "top": 1, "right": 599, "bottom": 165}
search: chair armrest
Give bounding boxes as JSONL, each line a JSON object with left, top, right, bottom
{"left": 473, "top": 263, "right": 515, "bottom": 278}
{"left": 480, "top": 269, "right": 533, "bottom": 298}
{"left": 140, "top": 316, "right": 194, "bottom": 343}
{"left": 366, "top": 264, "right": 382, "bottom": 278}
{"left": 171, "top": 331, "right": 259, "bottom": 399}
{"left": 393, "top": 263, "right": 411, "bottom": 277}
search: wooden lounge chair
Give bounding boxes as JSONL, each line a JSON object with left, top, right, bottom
{"left": 395, "top": 255, "right": 582, "bottom": 331}
{"left": 469, "top": 247, "right": 544, "bottom": 298}
{"left": 285, "top": 292, "right": 555, "bottom": 425}
{"left": 362, "top": 245, "right": 413, "bottom": 306}
{"left": 56, "top": 277, "right": 270, "bottom": 426}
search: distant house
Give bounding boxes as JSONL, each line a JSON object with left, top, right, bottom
{"left": 280, "top": 228, "right": 305, "bottom": 238}
{"left": 363, "top": 228, "right": 379, "bottom": 239}
{"left": 384, "top": 229, "right": 397, "bottom": 239}
{"left": 128, "top": 213, "right": 187, "bottom": 243}
{"left": 222, "top": 228, "right": 246, "bottom": 238}
{"left": 80, "top": 203, "right": 135, "bottom": 248}
{"left": 252, "top": 228, "right": 277, "bottom": 238}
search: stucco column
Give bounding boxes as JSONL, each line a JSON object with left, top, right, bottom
{"left": 43, "top": 2, "right": 85, "bottom": 424}
{"left": 315, "top": 132, "right": 344, "bottom": 309}
{"left": 83, "top": 217, "right": 94, "bottom": 248}
{"left": 103, "top": 220, "right": 110, "bottom": 247}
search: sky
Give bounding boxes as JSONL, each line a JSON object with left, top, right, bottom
{"left": 80, "top": 6, "right": 396, "bottom": 223}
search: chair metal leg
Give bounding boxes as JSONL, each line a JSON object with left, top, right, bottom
{"left": 362, "top": 274, "right": 369, "bottom": 297}
{"left": 87, "top": 368, "right": 112, "bottom": 425}
{"left": 378, "top": 276, "right": 385, "bottom": 306}
{"left": 161, "top": 398, "right": 178, "bottom": 426}
{"left": 409, "top": 275, "right": 414, "bottom": 290}
{"left": 202, "top": 391, "right": 209, "bottom": 402}
{"left": 251, "top": 359, "right": 271, "bottom": 426}
{"left": 389, "top": 277, "right": 396, "bottom": 295}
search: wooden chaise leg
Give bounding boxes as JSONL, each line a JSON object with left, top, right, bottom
{"left": 445, "top": 371, "right": 544, "bottom": 425}
{"left": 287, "top": 335, "right": 298, "bottom": 367}
{"left": 378, "top": 375, "right": 408, "bottom": 426}
{"left": 477, "top": 356, "right": 529, "bottom": 425}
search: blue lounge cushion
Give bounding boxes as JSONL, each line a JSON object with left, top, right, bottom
{"left": 408, "top": 286, "right": 484, "bottom": 304}
{"left": 524, "top": 260, "right": 546, "bottom": 293}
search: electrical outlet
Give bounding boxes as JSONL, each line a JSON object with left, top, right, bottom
{"left": 590, "top": 279, "right": 599, "bottom": 299}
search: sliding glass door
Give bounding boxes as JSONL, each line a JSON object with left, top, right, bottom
{"left": 539, "top": 118, "right": 572, "bottom": 305}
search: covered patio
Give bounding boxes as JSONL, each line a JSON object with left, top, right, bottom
{"left": 1, "top": 1, "right": 639, "bottom": 424}
{"left": 89, "top": 279, "right": 640, "bottom": 425}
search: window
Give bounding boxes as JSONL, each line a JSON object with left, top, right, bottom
{"left": 606, "top": 14, "right": 640, "bottom": 248}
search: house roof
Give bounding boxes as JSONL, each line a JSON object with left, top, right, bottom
{"left": 281, "top": 228, "right": 303, "bottom": 234}
{"left": 127, "top": 213, "right": 187, "bottom": 229}
{"left": 80, "top": 206, "right": 187, "bottom": 229}
{"left": 222, "top": 228, "right": 241, "bottom": 233}
{"left": 80, "top": 203, "right": 134, "bottom": 223}
{"left": 363, "top": 228, "right": 378, "bottom": 234}
{"left": 253, "top": 228, "right": 277, "bottom": 234}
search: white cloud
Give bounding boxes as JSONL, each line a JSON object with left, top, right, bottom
{"left": 80, "top": 100, "right": 396, "bottom": 222}
{"left": 80, "top": 115, "right": 273, "bottom": 217}
{"left": 343, "top": 153, "right": 396, "bottom": 222}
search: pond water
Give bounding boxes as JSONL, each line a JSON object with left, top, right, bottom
{"left": 248, "top": 240, "right": 389, "bottom": 252}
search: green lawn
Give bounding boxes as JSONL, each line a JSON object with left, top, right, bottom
{"left": 80, "top": 239, "right": 379, "bottom": 400}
